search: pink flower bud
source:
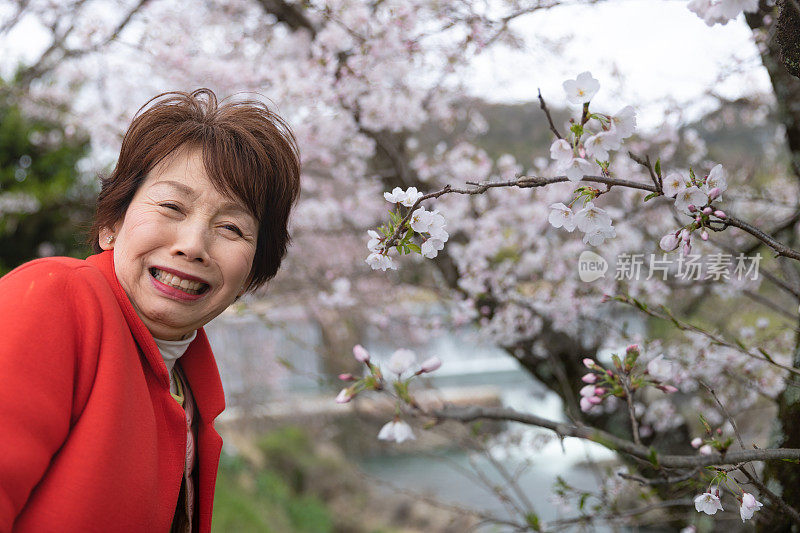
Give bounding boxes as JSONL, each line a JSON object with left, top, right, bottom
{"left": 588, "top": 395, "right": 602, "bottom": 405}
{"left": 338, "top": 373, "right": 356, "bottom": 381}
{"left": 699, "top": 444, "right": 713, "bottom": 455}
{"left": 680, "top": 229, "right": 690, "bottom": 242}
{"left": 691, "top": 437, "right": 703, "bottom": 449}
{"left": 708, "top": 187, "right": 720, "bottom": 200}
{"left": 695, "top": 215, "right": 702, "bottom": 223}
{"left": 594, "top": 387, "right": 606, "bottom": 395}
{"left": 714, "top": 210, "right": 726, "bottom": 219}
{"left": 353, "top": 344, "right": 370, "bottom": 363}
{"left": 688, "top": 204, "right": 697, "bottom": 213}
{"left": 683, "top": 242, "right": 691, "bottom": 255}
{"left": 626, "top": 344, "right": 639, "bottom": 354}
{"left": 420, "top": 356, "right": 442, "bottom": 373}
{"left": 583, "top": 358, "right": 595, "bottom": 369}
{"left": 661, "top": 384, "right": 678, "bottom": 393}
{"left": 580, "top": 384, "right": 597, "bottom": 397}
{"left": 700, "top": 230, "right": 708, "bottom": 241}
{"left": 581, "top": 373, "right": 597, "bottom": 383}
{"left": 702, "top": 207, "right": 712, "bottom": 215}
{"left": 659, "top": 233, "right": 679, "bottom": 251}
{"left": 335, "top": 389, "right": 353, "bottom": 404}
{"left": 580, "top": 396, "right": 594, "bottom": 412}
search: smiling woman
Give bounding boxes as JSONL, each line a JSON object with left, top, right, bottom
{"left": 0, "top": 89, "right": 300, "bottom": 533}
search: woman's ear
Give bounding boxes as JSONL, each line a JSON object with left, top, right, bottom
{"left": 99, "top": 227, "right": 117, "bottom": 251}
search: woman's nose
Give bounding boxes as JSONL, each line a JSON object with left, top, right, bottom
{"left": 170, "top": 222, "right": 210, "bottom": 263}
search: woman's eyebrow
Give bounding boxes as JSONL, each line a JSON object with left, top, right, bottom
{"left": 151, "top": 180, "right": 197, "bottom": 197}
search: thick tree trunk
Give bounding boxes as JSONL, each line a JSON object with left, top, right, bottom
{"left": 747, "top": 2, "right": 800, "bottom": 530}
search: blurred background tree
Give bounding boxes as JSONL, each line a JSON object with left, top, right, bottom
{"left": 0, "top": 80, "right": 92, "bottom": 274}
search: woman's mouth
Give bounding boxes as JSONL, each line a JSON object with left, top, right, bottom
{"left": 149, "top": 267, "right": 210, "bottom": 295}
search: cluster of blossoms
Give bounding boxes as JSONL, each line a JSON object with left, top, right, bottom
{"left": 579, "top": 345, "right": 678, "bottom": 413}
{"left": 550, "top": 72, "right": 636, "bottom": 181}
{"left": 548, "top": 200, "right": 616, "bottom": 246}
{"left": 365, "top": 186, "right": 450, "bottom": 270}
{"left": 687, "top": 0, "right": 759, "bottom": 26}
{"left": 694, "top": 485, "right": 763, "bottom": 522}
{"left": 546, "top": 72, "right": 636, "bottom": 247}
{"left": 659, "top": 164, "right": 728, "bottom": 255}
{"left": 335, "top": 344, "right": 442, "bottom": 443}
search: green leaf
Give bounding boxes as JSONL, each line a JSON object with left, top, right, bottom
{"left": 758, "top": 348, "right": 775, "bottom": 363}
{"left": 643, "top": 192, "right": 658, "bottom": 202}
{"left": 647, "top": 447, "right": 660, "bottom": 468}
{"left": 525, "top": 513, "right": 541, "bottom": 531}
{"left": 579, "top": 493, "right": 589, "bottom": 511}
{"left": 654, "top": 158, "right": 661, "bottom": 178}
{"left": 408, "top": 243, "right": 421, "bottom": 253}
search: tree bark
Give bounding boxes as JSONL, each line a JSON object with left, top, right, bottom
{"left": 747, "top": 2, "right": 800, "bottom": 530}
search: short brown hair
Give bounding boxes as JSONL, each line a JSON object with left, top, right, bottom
{"left": 90, "top": 89, "right": 301, "bottom": 292}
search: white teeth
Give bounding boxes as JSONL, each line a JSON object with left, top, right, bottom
{"left": 151, "top": 268, "right": 207, "bottom": 294}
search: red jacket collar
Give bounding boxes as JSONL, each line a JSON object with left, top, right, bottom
{"left": 86, "top": 250, "right": 226, "bottom": 421}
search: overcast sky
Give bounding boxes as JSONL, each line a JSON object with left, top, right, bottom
{"left": 466, "top": 0, "right": 769, "bottom": 129}
{"left": 2, "top": 0, "right": 769, "bottom": 131}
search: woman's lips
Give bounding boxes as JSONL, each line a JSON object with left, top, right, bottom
{"left": 149, "top": 267, "right": 209, "bottom": 300}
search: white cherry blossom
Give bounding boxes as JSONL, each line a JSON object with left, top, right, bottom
{"left": 401, "top": 187, "right": 423, "bottom": 207}
{"left": 410, "top": 207, "right": 440, "bottom": 233}
{"left": 548, "top": 203, "right": 577, "bottom": 232}
{"left": 702, "top": 164, "right": 727, "bottom": 197}
{"left": 584, "top": 133, "right": 610, "bottom": 161}
{"left": 674, "top": 186, "right": 707, "bottom": 215}
{"left": 366, "top": 252, "right": 397, "bottom": 271}
{"left": 549, "top": 138, "right": 573, "bottom": 166}
{"left": 563, "top": 71, "right": 600, "bottom": 105}
{"left": 610, "top": 106, "right": 637, "bottom": 139}
{"left": 387, "top": 348, "right": 417, "bottom": 376}
{"left": 687, "top": 0, "right": 758, "bottom": 26}
{"left": 563, "top": 157, "right": 599, "bottom": 182}
{"left": 662, "top": 172, "right": 688, "bottom": 198}
{"left": 378, "top": 419, "right": 415, "bottom": 443}
{"left": 573, "top": 202, "right": 612, "bottom": 233}
{"left": 421, "top": 237, "right": 445, "bottom": 258}
{"left": 367, "top": 230, "right": 382, "bottom": 252}
{"left": 694, "top": 490, "right": 723, "bottom": 515}
{"left": 582, "top": 223, "right": 616, "bottom": 246}
{"left": 384, "top": 186, "right": 407, "bottom": 204}
{"left": 739, "top": 493, "right": 763, "bottom": 522}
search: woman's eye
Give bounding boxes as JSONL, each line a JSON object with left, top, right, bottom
{"left": 160, "top": 203, "right": 181, "bottom": 212}
{"left": 223, "top": 224, "right": 244, "bottom": 237}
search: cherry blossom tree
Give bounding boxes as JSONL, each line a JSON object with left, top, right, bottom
{"left": 3, "top": 0, "right": 800, "bottom": 530}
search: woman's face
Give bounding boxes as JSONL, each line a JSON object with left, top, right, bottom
{"left": 101, "top": 147, "right": 257, "bottom": 340}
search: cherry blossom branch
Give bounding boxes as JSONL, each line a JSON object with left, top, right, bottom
{"left": 381, "top": 174, "right": 657, "bottom": 250}
{"left": 627, "top": 151, "right": 663, "bottom": 194}
{"left": 425, "top": 404, "right": 800, "bottom": 468}
{"left": 379, "top": 171, "right": 800, "bottom": 269}
{"left": 722, "top": 214, "right": 800, "bottom": 261}
{"left": 610, "top": 293, "right": 800, "bottom": 377}
{"left": 621, "top": 376, "right": 642, "bottom": 446}
{"left": 537, "top": 88, "right": 563, "bottom": 139}
{"left": 618, "top": 468, "right": 702, "bottom": 486}
{"left": 544, "top": 498, "right": 694, "bottom": 530}
{"left": 740, "top": 467, "right": 800, "bottom": 525}
{"left": 701, "top": 382, "right": 800, "bottom": 524}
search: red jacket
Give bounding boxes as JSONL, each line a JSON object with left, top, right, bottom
{"left": 0, "top": 251, "right": 225, "bottom": 532}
